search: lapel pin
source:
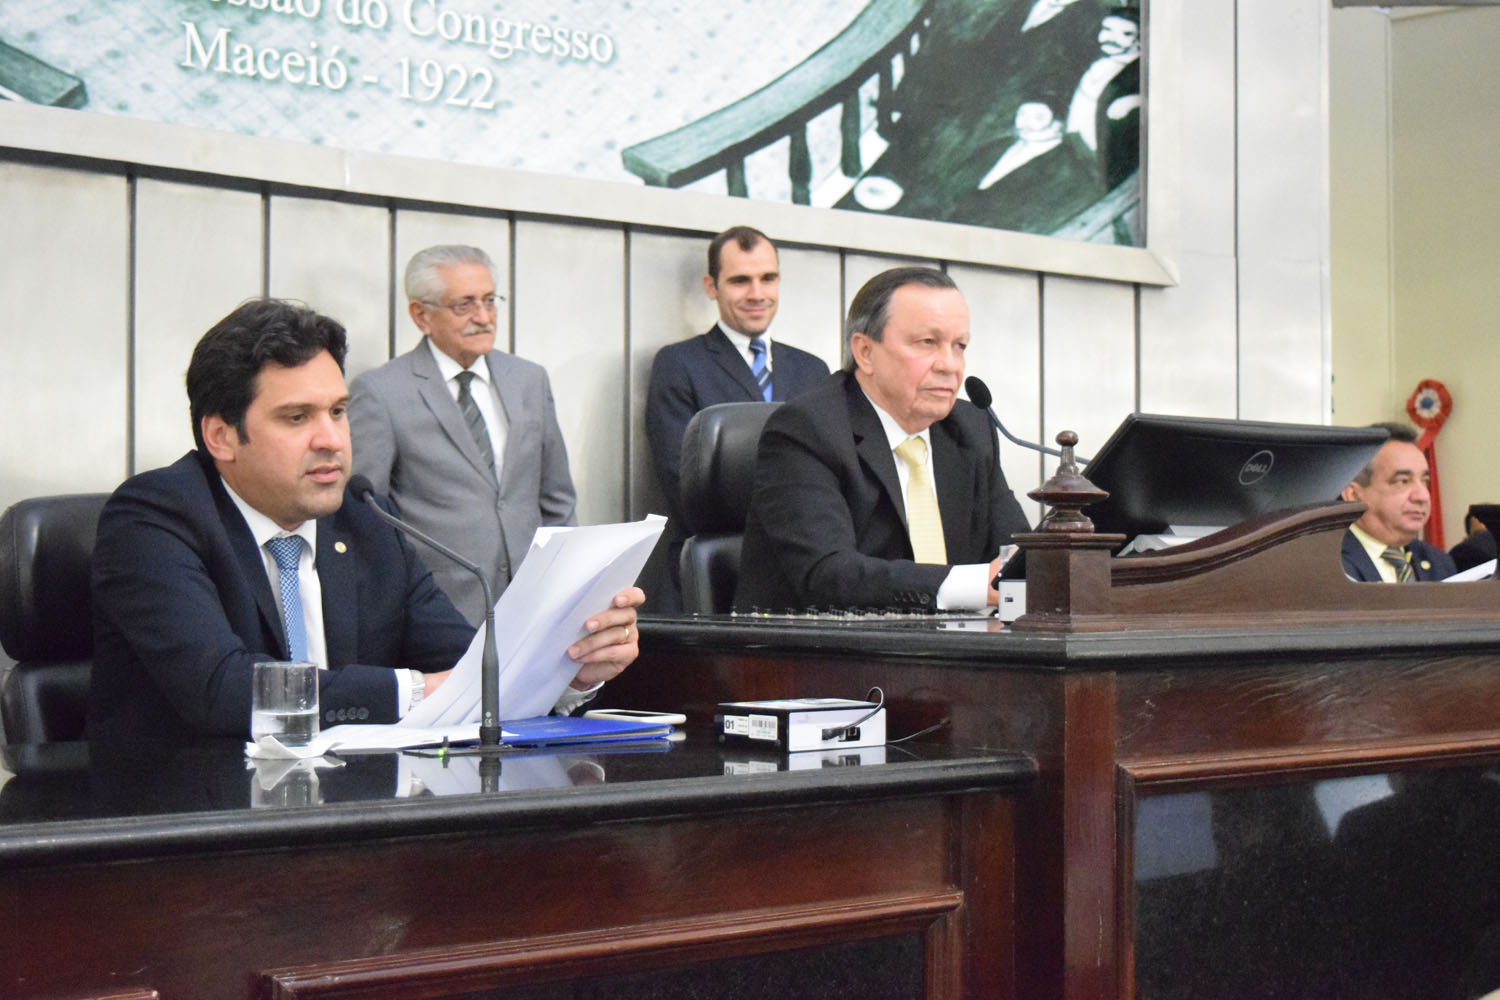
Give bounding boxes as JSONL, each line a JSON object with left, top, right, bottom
{"left": 335, "top": 541, "right": 348, "bottom": 554}
{"left": 1419, "top": 559, "right": 1431, "bottom": 571}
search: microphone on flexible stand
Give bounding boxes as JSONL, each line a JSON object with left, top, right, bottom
{"left": 964, "top": 376, "right": 1091, "bottom": 464}
{"left": 347, "top": 475, "right": 502, "bottom": 752}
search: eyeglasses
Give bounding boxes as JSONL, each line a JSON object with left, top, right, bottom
{"left": 420, "top": 293, "right": 503, "bottom": 317}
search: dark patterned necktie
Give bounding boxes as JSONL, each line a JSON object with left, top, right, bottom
{"left": 1380, "top": 545, "right": 1413, "bottom": 583}
{"left": 454, "top": 370, "right": 496, "bottom": 471}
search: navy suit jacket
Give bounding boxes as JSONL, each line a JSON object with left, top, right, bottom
{"left": 87, "top": 452, "right": 475, "bottom": 741}
{"left": 646, "top": 324, "right": 830, "bottom": 521}
{"left": 734, "top": 371, "right": 1030, "bottom": 612}
{"left": 1340, "top": 530, "right": 1456, "bottom": 583}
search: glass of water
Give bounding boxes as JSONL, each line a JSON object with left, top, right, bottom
{"left": 251, "top": 660, "right": 319, "bottom": 746}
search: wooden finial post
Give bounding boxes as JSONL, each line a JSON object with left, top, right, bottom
{"left": 1009, "top": 431, "right": 1125, "bottom": 632}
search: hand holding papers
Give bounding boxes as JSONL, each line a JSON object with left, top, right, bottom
{"left": 405, "top": 515, "right": 664, "bottom": 728}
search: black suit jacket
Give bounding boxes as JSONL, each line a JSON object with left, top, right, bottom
{"left": 645, "top": 325, "right": 830, "bottom": 521}
{"left": 734, "top": 371, "right": 1030, "bottom": 612}
{"left": 1339, "top": 530, "right": 1456, "bottom": 583}
{"left": 87, "top": 452, "right": 475, "bottom": 741}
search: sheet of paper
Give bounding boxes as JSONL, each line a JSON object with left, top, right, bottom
{"left": 402, "top": 515, "right": 665, "bottom": 728}
{"left": 1446, "top": 559, "right": 1496, "bottom": 582}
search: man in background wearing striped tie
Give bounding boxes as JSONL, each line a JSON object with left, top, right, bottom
{"left": 1339, "top": 423, "right": 1456, "bottom": 582}
{"left": 734, "top": 267, "right": 1029, "bottom": 613}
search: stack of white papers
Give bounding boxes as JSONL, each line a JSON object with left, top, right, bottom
{"left": 244, "top": 515, "right": 666, "bottom": 758}
{"left": 405, "top": 515, "right": 665, "bottom": 727}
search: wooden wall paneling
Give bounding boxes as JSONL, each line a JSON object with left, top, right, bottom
{"left": 513, "top": 219, "right": 627, "bottom": 525}
{"left": 0, "top": 163, "right": 129, "bottom": 510}
{"left": 267, "top": 195, "right": 392, "bottom": 383}
{"left": 950, "top": 263, "right": 1047, "bottom": 522}
{"left": 389, "top": 209, "right": 513, "bottom": 361}
{"left": 1040, "top": 276, "right": 1138, "bottom": 461}
{"left": 132, "top": 178, "right": 263, "bottom": 473}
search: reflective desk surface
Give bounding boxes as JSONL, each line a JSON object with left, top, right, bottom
{"left": 0, "top": 731, "right": 1035, "bottom": 869}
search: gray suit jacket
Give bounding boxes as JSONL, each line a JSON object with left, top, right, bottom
{"left": 349, "top": 339, "right": 577, "bottom": 626}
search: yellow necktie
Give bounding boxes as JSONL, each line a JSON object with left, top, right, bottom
{"left": 895, "top": 436, "right": 947, "bottom": 564}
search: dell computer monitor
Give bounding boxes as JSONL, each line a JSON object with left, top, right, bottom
{"left": 1079, "top": 414, "right": 1390, "bottom": 548}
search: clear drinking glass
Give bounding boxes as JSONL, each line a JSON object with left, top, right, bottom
{"left": 250, "top": 660, "right": 319, "bottom": 746}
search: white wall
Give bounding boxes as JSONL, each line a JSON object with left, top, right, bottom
{"left": 1330, "top": 6, "right": 1500, "bottom": 546}
{"left": 0, "top": 0, "right": 1335, "bottom": 526}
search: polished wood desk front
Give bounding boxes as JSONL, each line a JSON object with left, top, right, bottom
{"left": 0, "top": 739, "right": 1032, "bottom": 1000}
{"left": 613, "top": 505, "right": 1500, "bottom": 1000}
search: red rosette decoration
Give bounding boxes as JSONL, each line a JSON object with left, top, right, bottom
{"left": 1405, "top": 379, "right": 1452, "bottom": 548}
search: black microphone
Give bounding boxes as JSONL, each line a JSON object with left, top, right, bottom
{"left": 347, "top": 475, "right": 502, "bottom": 749}
{"left": 964, "top": 376, "right": 1088, "bottom": 463}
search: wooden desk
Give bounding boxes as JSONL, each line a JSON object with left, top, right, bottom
{"left": 0, "top": 738, "right": 1032, "bottom": 1000}
{"left": 611, "top": 505, "right": 1500, "bottom": 1000}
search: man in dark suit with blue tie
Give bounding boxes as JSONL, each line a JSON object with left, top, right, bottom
{"left": 646, "top": 226, "right": 831, "bottom": 520}
{"left": 87, "top": 299, "right": 643, "bottom": 740}
{"left": 644, "top": 226, "right": 831, "bottom": 608}
{"left": 1338, "top": 423, "right": 1456, "bottom": 583}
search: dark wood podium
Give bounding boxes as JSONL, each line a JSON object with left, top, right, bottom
{"left": 0, "top": 740, "right": 1031, "bottom": 1000}
{"left": 613, "top": 499, "right": 1500, "bottom": 1000}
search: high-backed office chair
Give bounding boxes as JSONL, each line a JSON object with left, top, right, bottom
{"left": 0, "top": 493, "right": 109, "bottom": 743}
{"left": 677, "top": 402, "right": 779, "bottom": 614}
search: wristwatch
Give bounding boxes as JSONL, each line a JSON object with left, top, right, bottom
{"left": 410, "top": 670, "right": 426, "bottom": 709}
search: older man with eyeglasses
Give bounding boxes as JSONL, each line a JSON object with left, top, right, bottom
{"left": 349, "top": 244, "right": 577, "bottom": 627}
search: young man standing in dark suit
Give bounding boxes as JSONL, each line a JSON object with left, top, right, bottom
{"left": 88, "top": 299, "right": 642, "bottom": 740}
{"left": 645, "top": 226, "right": 831, "bottom": 521}
{"left": 644, "top": 226, "right": 831, "bottom": 608}
{"left": 734, "top": 267, "right": 1029, "bottom": 613}
{"left": 1338, "top": 423, "right": 1456, "bottom": 583}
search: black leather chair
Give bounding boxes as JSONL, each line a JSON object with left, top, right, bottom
{"left": 677, "top": 402, "right": 779, "bottom": 614}
{"left": 0, "top": 493, "right": 109, "bottom": 743}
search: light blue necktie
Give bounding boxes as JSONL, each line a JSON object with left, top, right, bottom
{"left": 265, "top": 535, "right": 309, "bottom": 661}
{"left": 749, "top": 338, "right": 772, "bottom": 402}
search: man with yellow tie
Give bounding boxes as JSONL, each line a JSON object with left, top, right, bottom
{"left": 734, "top": 267, "right": 1030, "bottom": 612}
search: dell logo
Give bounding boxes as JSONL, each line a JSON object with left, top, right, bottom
{"left": 1239, "top": 450, "right": 1274, "bottom": 484}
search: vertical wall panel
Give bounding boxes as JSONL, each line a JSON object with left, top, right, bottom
{"left": 390, "top": 210, "right": 513, "bottom": 360}
{"left": 1176, "top": 0, "right": 1239, "bottom": 258}
{"left": 514, "top": 219, "right": 627, "bottom": 525}
{"left": 771, "top": 244, "right": 845, "bottom": 371}
{"left": 1041, "top": 276, "right": 1138, "bottom": 461}
{"left": 1237, "top": 259, "right": 1327, "bottom": 423}
{"left": 133, "top": 179, "right": 263, "bottom": 472}
{"left": 1236, "top": 0, "right": 1331, "bottom": 421}
{"left": 268, "top": 196, "right": 391, "bottom": 381}
{"left": 951, "top": 264, "right": 1046, "bottom": 520}
{"left": 1138, "top": 252, "right": 1239, "bottom": 418}
{"left": 0, "top": 163, "right": 129, "bottom": 510}
{"left": 841, "top": 252, "right": 938, "bottom": 329}
{"left": 627, "top": 230, "right": 715, "bottom": 520}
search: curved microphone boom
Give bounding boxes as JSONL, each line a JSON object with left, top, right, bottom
{"left": 347, "top": 475, "right": 502, "bottom": 749}
{"left": 964, "top": 376, "right": 1088, "bottom": 463}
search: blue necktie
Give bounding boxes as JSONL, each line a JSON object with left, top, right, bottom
{"left": 265, "top": 536, "right": 309, "bottom": 661}
{"left": 749, "top": 338, "right": 772, "bottom": 402}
